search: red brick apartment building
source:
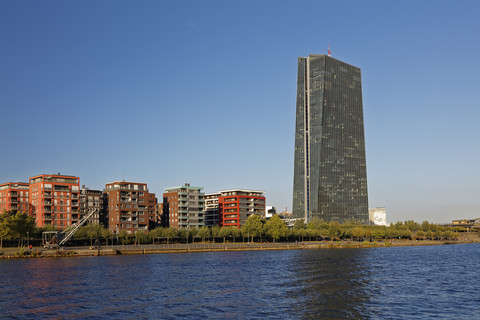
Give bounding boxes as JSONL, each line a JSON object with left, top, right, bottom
{"left": 29, "top": 174, "right": 80, "bottom": 228}
{"left": 219, "top": 189, "right": 265, "bottom": 228}
{"left": 0, "top": 182, "right": 30, "bottom": 214}
{"left": 104, "top": 181, "right": 157, "bottom": 234}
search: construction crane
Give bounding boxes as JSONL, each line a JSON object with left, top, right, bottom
{"left": 43, "top": 208, "right": 98, "bottom": 248}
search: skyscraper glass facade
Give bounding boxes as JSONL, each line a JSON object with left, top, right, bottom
{"left": 293, "top": 54, "right": 368, "bottom": 224}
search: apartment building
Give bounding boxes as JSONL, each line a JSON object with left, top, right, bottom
{"left": 0, "top": 182, "right": 30, "bottom": 214}
{"left": 29, "top": 174, "right": 80, "bottom": 228}
{"left": 79, "top": 186, "right": 105, "bottom": 226}
{"left": 218, "top": 189, "right": 265, "bottom": 228}
{"left": 104, "top": 181, "right": 157, "bottom": 234}
{"left": 163, "top": 183, "right": 205, "bottom": 229}
{"left": 204, "top": 192, "right": 220, "bottom": 227}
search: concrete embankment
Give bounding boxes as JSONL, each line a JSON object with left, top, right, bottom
{"left": 0, "top": 239, "right": 478, "bottom": 259}
{"left": 0, "top": 243, "right": 308, "bottom": 258}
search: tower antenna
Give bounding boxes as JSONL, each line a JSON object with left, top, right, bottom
{"left": 328, "top": 43, "right": 331, "bottom": 57}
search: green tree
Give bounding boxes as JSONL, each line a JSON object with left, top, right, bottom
{"left": 163, "top": 227, "right": 177, "bottom": 244}
{"left": 102, "top": 228, "right": 113, "bottom": 246}
{"left": 307, "top": 217, "right": 322, "bottom": 231}
{"left": 425, "top": 230, "right": 433, "bottom": 240}
{"left": 198, "top": 226, "right": 210, "bottom": 243}
{"left": 135, "top": 230, "right": 147, "bottom": 244}
{"left": 219, "top": 227, "right": 229, "bottom": 243}
{"left": 211, "top": 225, "right": 221, "bottom": 243}
{"left": 364, "top": 227, "right": 373, "bottom": 241}
{"left": 344, "top": 228, "right": 354, "bottom": 241}
{"left": 444, "top": 230, "right": 456, "bottom": 241}
{"left": 404, "top": 220, "right": 421, "bottom": 233}
{"left": 241, "top": 215, "right": 264, "bottom": 242}
{"left": 293, "top": 219, "right": 306, "bottom": 241}
{"left": 415, "top": 230, "right": 425, "bottom": 240}
{"left": 228, "top": 226, "right": 240, "bottom": 242}
{"left": 0, "top": 212, "right": 36, "bottom": 247}
{"left": 352, "top": 226, "right": 365, "bottom": 241}
{"left": 327, "top": 222, "right": 342, "bottom": 241}
{"left": 263, "top": 215, "right": 288, "bottom": 243}
{"left": 10, "top": 213, "right": 36, "bottom": 246}
{"left": 293, "top": 219, "right": 305, "bottom": 229}
{"left": 149, "top": 227, "right": 162, "bottom": 244}
{"left": 84, "top": 223, "right": 104, "bottom": 246}
{"left": 177, "top": 228, "right": 189, "bottom": 243}
{"left": 189, "top": 227, "right": 199, "bottom": 243}
{"left": 118, "top": 230, "right": 129, "bottom": 245}
{"left": 0, "top": 213, "right": 11, "bottom": 248}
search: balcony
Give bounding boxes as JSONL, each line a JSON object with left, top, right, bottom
{"left": 43, "top": 193, "right": 52, "bottom": 198}
{"left": 10, "top": 198, "right": 18, "bottom": 204}
{"left": 54, "top": 186, "right": 70, "bottom": 191}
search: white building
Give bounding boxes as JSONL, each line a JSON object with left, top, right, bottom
{"left": 369, "top": 207, "right": 387, "bottom": 226}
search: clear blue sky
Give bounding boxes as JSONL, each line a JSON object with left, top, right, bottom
{"left": 1, "top": 0, "right": 479, "bottom": 223}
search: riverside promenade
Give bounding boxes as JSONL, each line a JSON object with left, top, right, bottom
{"left": 1, "top": 236, "right": 479, "bottom": 259}
{"left": 0, "top": 242, "right": 308, "bottom": 258}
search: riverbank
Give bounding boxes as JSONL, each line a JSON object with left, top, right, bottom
{"left": 1, "top": 236, "right": 478, "bottom": 259}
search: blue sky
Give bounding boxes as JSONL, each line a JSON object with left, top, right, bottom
{"left": 1, "top": 0, "right": 479, "bottom": 223}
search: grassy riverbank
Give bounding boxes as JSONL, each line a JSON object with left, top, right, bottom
{"left": 1, "top": 235, "right": 478, "bottom": 259}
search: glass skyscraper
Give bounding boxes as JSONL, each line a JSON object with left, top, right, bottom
{"left": 292, "top": 54, "right": 369, "bottom": 224}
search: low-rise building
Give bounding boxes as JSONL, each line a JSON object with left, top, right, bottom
{"left": 163, "top": 183, "right": 205, "bottom": 229}
{"left": 0, "top": 182, "right": 30, "bottom": 214}
{"left": 104, "top": 181, "right": 157, "bottom": 234}
{"left": 265, "top": 206, "right": 276, "bottom": 218}
{"left": 452, "top": 219, "right": 478, "bottom": 227}
{"left": 369, "top": 207, "right": 387, "bottom": 226}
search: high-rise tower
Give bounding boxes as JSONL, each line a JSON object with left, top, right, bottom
{"left": 292, "top": 54, "right": 368, "bottom": 224}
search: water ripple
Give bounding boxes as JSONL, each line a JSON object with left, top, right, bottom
{"left": 0, "top": 244, "right": 479, "bottom": 319}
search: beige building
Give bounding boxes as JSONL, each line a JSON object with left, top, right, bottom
{"left": 369, "top": 207, "right": 387, "bottom": 226}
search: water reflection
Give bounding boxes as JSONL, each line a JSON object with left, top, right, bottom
{"left": 1, "top": 245, "right": 479, "bottom": 319}
{"left": 286, "top": 249, "right": 372, "bottom": 319}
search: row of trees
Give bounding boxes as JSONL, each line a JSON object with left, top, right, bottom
{"left": 73, "top": 215, "right": 467, "bottom": 245}
{"left": 290, "top": 218, "right": 462, "bottom": 242}
{"left": 0, "top": 211, "right": 474, "bottom": 247}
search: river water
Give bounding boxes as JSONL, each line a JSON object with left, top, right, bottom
{"left": 0, "top": 243, "right": 479, "bottom": 319}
